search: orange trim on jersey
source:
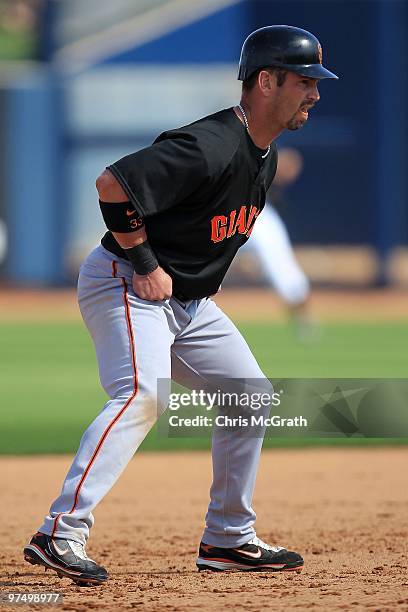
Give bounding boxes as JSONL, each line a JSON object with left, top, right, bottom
{"left": 51, "top": 262, "right": 138, "bottom": 538}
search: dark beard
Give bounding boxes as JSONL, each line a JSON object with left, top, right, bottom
{"left": 287, "top": 116, "right": 306, "bottom": 131}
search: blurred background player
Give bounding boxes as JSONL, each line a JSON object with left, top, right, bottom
{"left": 0, "top": 219, "right": 7, "bottom": 268}
{"left": 242, "top": 147, "right": 315, "bottom": 337}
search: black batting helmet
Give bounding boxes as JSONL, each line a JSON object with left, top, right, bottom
{"left": 238, "top": 25, "right": 338, "bottom": 81}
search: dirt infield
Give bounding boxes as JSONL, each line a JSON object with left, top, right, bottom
{"left": 2, "top": 448, "right": 407, "bottom": 611}
{"left": 0, "top": 287, "right": 407, "bottom": 322}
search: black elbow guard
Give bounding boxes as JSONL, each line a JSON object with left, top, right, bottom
{"left": 99, "top": 200, "right": 145, "bottom": 232}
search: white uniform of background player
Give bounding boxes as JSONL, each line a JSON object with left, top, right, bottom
{"left": 243, "top": 148, "right": 311, "bottom": 312}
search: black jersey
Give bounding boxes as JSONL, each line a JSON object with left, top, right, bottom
{"left": 102, "top": 108, "right": 277, "bottom": 299}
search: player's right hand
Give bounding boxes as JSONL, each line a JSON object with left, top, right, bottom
{"left": 132, "top": 267, "right": 173, "bottom": 301}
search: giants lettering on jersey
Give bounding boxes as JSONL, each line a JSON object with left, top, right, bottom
{"left": 210, "top": 205, "right": 260, "bottom": 243}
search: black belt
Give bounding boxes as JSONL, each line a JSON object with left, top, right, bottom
{"left": 173, "top": 292, "right": 190, "bottom": 302}
{"left": 173, "top": 292, "right": 211, "bottom": 303}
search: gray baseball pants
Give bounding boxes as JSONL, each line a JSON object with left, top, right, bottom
{"left": 39, "top": 245, "right": 271, "bottom": 547}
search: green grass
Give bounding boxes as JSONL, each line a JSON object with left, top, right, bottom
{"left": 0, "top": 321, "right": 407, "bottom": 454}
{"left": 0, "top": 28, "right": 36, "bottom": 60}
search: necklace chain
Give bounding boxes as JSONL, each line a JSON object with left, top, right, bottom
{"left": 237, "top": 104, "right": 270, "bottom": 159}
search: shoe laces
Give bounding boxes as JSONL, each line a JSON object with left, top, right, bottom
{"left": 248, "top": 535, "right": 284, "bottom": 553}
{"left": 68, "top": 540, "right": 95, "bottom": 563}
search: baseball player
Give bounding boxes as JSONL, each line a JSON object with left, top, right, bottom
{"left": 242, "top": 148, "right": 314, "bottom": 335}
{"left": 24, "top": 26, "right": 337, "bottom": 585}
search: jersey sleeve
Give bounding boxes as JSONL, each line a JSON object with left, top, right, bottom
{"left": 107, "top": 131, "right": 210, "bottom": 218}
